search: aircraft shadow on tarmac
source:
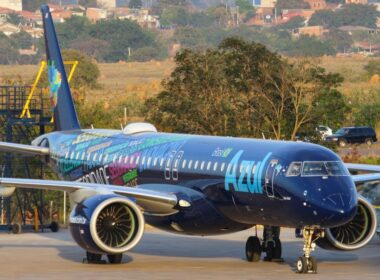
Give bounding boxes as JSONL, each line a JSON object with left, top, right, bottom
{"left": 0, "top": 230, "right": 367, "bottom": 269}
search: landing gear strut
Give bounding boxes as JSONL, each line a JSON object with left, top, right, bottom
{"left": 296, "top": 227, "right": 323, "bottom": 274}
{"left": 245, "top": 226, "right": 283, "bottom": 263}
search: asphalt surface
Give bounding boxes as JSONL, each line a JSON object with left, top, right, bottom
{"left": 0, "top": 227, "right": 380, "bottom": 280}
{"left": 338, "top": 142, "right": 380, "bottom": 157}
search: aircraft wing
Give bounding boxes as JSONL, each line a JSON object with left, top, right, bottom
{"left": 0, "top": 178, "right": 179, "bottom": 215}
{"left": 0, "top": 141, "right": 49, "bottom": 156}
{"left": 345, "top": 163, "right": 380, "bottom": 184}
{"left": 345, "top": 163, "right": 380, "bottom": 173}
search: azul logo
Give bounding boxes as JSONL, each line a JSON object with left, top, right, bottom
{"left": 48, "top": 60, "right": 62, "bottom": 110}
{"left": 225, "top": 150, "right": 272, "bottom": 194}
{"left": 212, "top": 147, "right": 233, "bottom": 158}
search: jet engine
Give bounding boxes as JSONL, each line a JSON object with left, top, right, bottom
{"left": 0, "top": 186, "right": 15, "bottom": 197}
{"left": 70, "top": 194, "right": 144, "bottom": 255}
{"left": 316, "top": 195, "right": 377, "bottom": 250}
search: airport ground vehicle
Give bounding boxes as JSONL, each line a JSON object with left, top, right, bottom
{"left": 325, "top": 127, "right": 377, "bottom": 147}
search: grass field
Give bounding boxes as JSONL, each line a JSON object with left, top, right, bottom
{"left": 0, "top": 56, "right": 379, "bottom": 105}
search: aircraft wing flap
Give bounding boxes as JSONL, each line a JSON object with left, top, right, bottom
{"left": 0, "top": 141, "right": 49, "bottom": 156}
{"left": 0, "top": 178, "right": 178, "bottom": 215}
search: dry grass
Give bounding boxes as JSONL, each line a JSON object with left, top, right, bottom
{"left": 1, "top": 56, "right": 379, "bottom": 105}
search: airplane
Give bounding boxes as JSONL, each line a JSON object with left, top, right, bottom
{"left": 0, "top": 4, "right": 380, "bottom": 274}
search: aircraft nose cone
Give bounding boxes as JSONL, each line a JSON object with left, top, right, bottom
{"left": 320, "top": 193, "right": 356, "bottom": 227}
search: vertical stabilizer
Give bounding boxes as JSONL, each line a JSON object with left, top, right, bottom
{"left": 41, "top": 5, "right": 80, "bottom": 131}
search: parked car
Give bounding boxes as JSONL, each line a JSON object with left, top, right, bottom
{"left": 325, "top": 126, "right": 377, "bottom": 147}
{"left": 316, "top": 125, "right": 333, "bottom": 140}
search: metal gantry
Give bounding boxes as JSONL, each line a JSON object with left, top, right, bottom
{"left": 0, "top": 85, "right": 54, "bottom": 232}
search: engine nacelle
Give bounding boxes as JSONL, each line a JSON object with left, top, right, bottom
{"left": 0, "top": 186, "right": 15, "bottom": 197}
{"left": 316, "top": 195, "right": 377, "bottom": 250}
{"left": 69, "top": 194, "right": 144, "bottom": 255}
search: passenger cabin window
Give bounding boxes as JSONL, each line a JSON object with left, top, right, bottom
{"left": 147, "top": 157, "right": 152, "bottom": 167}
{"left": 194, "top": 160, "right": 199, "bottom": 170}
{"left": 207, "top": 161, "right": 211, "bottom": 171}
{"left": 154, "top": 158, "right": 158, "bottom": 166}
{"left": 200, "top": 161, "right": 205, "bottom": 170}
{"left": 213, "top": 162, "right": 218, "bottom": 172}
{"left": 182, "top": 159, "right": 187, "bottom": 169}
{"left": 188, "top": 160, "right": 193, "bottom": 169}
{"left": 221, "top": 162, "right": 225, "bottom": 172}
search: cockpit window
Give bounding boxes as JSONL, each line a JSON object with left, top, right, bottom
{"left": 302, "top": 161, "right": 349, "bottom": 176}
{"left": 325, "top": 161, "right": 349, "bottom": 176}
{"left": 286, "top": 162, "right": 302, "bottom": 176}
{"left": 302, "top": 162, "right": 328, "bottom": 176}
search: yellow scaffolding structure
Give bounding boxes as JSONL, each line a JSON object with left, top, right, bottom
{"left": 20, "top": 60, "right": 79, "bottom": 119}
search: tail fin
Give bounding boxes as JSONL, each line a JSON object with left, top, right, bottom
{"left": 41, "top": 5, "right": 80, "bottom": 131}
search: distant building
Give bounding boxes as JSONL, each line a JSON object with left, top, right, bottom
{"left": 305, "top": 0, "right": 327, "bottom": 10}
{"left": 345, "top": 0, "right": 368, "bottom": 4}
{"left": 251, "top": 0, "right": 277, "bottom": 8}
{"left": 86, "top": 7, "right": 108, "bottom": 22}
{"left": 0, "top": 22, "right": 20, "bottom": 36}
{"left": 0, "top": 7, "right": 15, "bottom": 24}
{"left": 294, "top": 25, "right": 325, "bottom": 37}
{"left": 98, "top": 0, "right": 116, "bottom": 8}
{"left": 281, "top": 9, "right": 315, "bottom": 21}
{"left": 0, "top": 0, "right": 22, "bottom": 11}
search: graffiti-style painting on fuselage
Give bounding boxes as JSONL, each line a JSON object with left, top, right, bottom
{"left": 48, "top": 130, "right": 281, "bottom": 196}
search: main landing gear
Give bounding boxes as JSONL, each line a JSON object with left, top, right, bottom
{"left": 84, "top": 252, "right": 123, "bottom": 264}
{"left": 296, "top": 227, "right": 323, "bottom": 274}
{"left": 245, "top": 226, "right": 283, "bottom": 263}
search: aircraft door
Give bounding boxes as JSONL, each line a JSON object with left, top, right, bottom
{"left": 265, "top": 159, "right": 280, "bottom": 198}
{"left": 172, "top": 151, "right": 184, "bottom": 181}
{"left": 165, "top": 151, "right": 176, "bottom": 180}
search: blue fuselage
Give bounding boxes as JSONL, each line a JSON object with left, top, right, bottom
{"left": 34, "top": 129, "right": 358, "bottom": 235}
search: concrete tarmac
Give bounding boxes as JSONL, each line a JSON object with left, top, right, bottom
{"left": 1, "top": 228, "right": 380, "bottom": 280}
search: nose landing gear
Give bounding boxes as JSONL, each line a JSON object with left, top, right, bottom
{"left": 296, "top": 227, "right": 323, "bottom": 274}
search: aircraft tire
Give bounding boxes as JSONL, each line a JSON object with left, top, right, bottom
{"left": 245, "top": 236, "right": 261, "bottom": 262}
{"left": 107, "top": 254, "right": 123, "bottom": 264}
{"left": 296, "top": 256, "right": 308, "bottom": 273}
{"left": 86, "top": 252, "right": 102, "bottom": 263}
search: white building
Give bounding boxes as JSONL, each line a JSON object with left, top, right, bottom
{"left": 0, "top": 0, "right": 22, "bottom": 11}
{"left": 98, "top": 0, "right": 116, "bottom": 8}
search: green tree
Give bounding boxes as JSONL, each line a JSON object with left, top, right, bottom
{"left": 10, "top": 31, "right": 33, "bottom": 49}
{"left": 309, "top": 4, "right": 379, "bottom": 28}
{"left": 78, "top": 0, "right": 98, "bottom": 7}
{"left": 7, "top": 13, "right": 26, "bottom": 25}
{"left": 284, "top": 35, "right": 336, "bottom": 57}
{"left": 354, "top": 104, "right": 380, "bottom": 129}
{"left": 364, "top": 60, "right": 380, "bottom": 77}
{"left": 146, "top": 38, "right": 344, "bottom": 140}
{"left": 276, "top": 0, "right": 310, "bottom": 11}
{"left": 0, "top": 34, "right": 18, "bottom": 64}
{"left": 69, "top": 38, "right": 110, "bottom": 62}
{"left": 278, "top": 16, "right": 305, "bottom": 30}
{"left": 89, "top": 19, "right": 158, "bottom": 62}
{"left": 323, "top": 29, "right": 353, "bottom": 52}
{"left": 55, "top": 16, "right": 92, "bottom": 49}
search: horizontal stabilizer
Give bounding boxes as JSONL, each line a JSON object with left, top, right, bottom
{"left": 0, "top": 142, "right": 49, "bottom": 156}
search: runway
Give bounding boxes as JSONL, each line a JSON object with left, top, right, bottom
{"left": 0, "top": 228, "right": 379, "bottom": 280}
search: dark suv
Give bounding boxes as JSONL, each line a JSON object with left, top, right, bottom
{"left": 325, "top": 126, "right": 377, "bottom": 147}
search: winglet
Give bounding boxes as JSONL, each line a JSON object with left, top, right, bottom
{"left": 41, "top": 5, "right": 80, "bottom": 131}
